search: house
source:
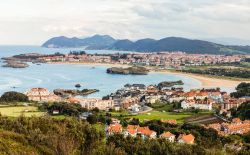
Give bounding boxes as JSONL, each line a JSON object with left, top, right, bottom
{"left": 137, "top": 126, "right": 157, "bottom": 139}
{"left": 168, "top": 94, "right": 185, "bottom": 103}
{"left": 181, "top": 99, "right": 195, "bottom": 109}
{"left": 124, "top": 125, "right": 139, "bottom": 137}
{"left": 184, "top": 91, "right": 196, "bottom": 100}
{"left": 145, "top": 95, "right": 162, "bottom": 104}
{"left": 128, "top": 104, "right": 141, "bottom": 113}
{"left": 193, "top": 99, "right": 214, "bottom": 111}
{"left": 122, "top": 97, "right": 140, "bottom": 109}
{"left": 160, "top": 132, "right": 176, "bottom": 142}
{"left": 181, "top": 99, "right": 213, "bottom": 111}
{"left": 66, "top": 97, "right": 80, "bottom": 104}
{"left": 195, "top": 91, "right": 209, "bottom": 100}
{"left": 52, "top": 110, "right": 59, "bottom": 115}
{"left": 221, "top": 118, "right": 250, "bottom": 135}
{"left": 107, "top": 123, "right": 123, "bottom": 135}
{"left": 209, "top": 91, "right": 223, "bottom": 102}
{"left": 222, "top": 98, "right": 243, "bottom": 110}
{"left": 78, "top": 98, "right": 114, "bottom": 110}
{"left": 146, "top": 85, "right": 159, "bottom": 95}
{"left": 177, "top": 134, "right": 195, "bottom": 144}
{"left": 124, "top": 84, "right": 146, "bottom": 91}
{"left": 111, "top": 118, "right": 121, "bottom": 124}
{"left": 207, "top": 118, "right": 250, "bottom": 135}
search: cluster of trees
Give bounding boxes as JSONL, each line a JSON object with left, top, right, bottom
{"left": 39, "top": 102, "right": 87, "bottom": 117}
{"left": 0, "top": 116, "right": 120, "bottom": 155}
{"left": 231, "top": 101, "right": 250, "bottom": 120}
{"left": 182, "top": 68, "right": 250, "bottom": 78}
{"left": 69, "top": 51, "right": 86, "bottom": 55}
{"left": 107, "top": 122, "right": 250, "bottom": 155}
{"left": 110, "top": 54, "right": 128, "bottom": 61}
{"left": 230, "top": 82, "right": 250, "bottom": 98}
{"left": 0, "top": 111, "right": 250, "bottom": 154}
{"left": 0, "top": 91, "right": 28, "bottom": 103}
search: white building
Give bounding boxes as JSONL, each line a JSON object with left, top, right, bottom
{"left": 160, "top": 132, "right": 176, "bottom": 142}
{"left": 78, "top": 98, "right": 114, "bottom": 110}
{"left": 181, "top": 99, "right": 213, "bottom": 111}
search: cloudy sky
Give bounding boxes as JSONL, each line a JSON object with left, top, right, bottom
{"left": 0, "top": 0, "right": 250, "bottom": 45}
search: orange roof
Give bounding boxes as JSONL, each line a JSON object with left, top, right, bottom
{"left": 196, "top": 91, "right": 208, "bottom": 96}
{"left": 161, "top": 119, "right": 177, "bottom": 124}
{"left": 178, "top": 134, "right": 195, "bottom": 143}
{"left": 127, "top": 125, "right": 139, "bottom": 135}
{"left": 147, "top": 89, "right": 158, "bottom": 93}
{"left": 232, "top": 118, "right": 242, "bottom": 124}
{"left": 67, "top": 97, "right": 80, "bottom": 104}
{"left": 184, "top": 91, "right": 196, "bottom": 97}
{"left": 138, "top": 127, "right": 155, "bottom": 136}
{"left": 160, "top": 132, "right": 175, "bottom": 138}
{"left": 108, "top": 124, "right": 122, "bottom": 134}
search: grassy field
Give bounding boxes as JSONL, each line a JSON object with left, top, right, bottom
{"left": 0, "top": 106, "right": 44, "bottom": 117}
{"left": 126, "top": 111, "right": 197, "bottom": 123}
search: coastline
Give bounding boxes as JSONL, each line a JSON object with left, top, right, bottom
{"left": 48, "top": 62, "right": 249, "bottom": 89}
{"left": 154, "top": 70, "right": 248, "bottom": 89}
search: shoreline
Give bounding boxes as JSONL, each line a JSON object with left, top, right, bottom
{"left": 154, "top": 70, "right": 247, "bottom": 89}
{"left": 48, "top": 62, "right": 249, "bottom": 89}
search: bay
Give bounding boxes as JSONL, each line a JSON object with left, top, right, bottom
{"left": 0, "top": 45, "right": 206, "bottom": 98}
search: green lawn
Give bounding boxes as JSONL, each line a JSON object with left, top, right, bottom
{"left": 51, "top": 115, "right": 67, "bottom": 119}
{"left": 0, "top": 106, "right": 44, "bottom": 117}
{"left": 126, "top": 111, "right": 194, "bottom": 123}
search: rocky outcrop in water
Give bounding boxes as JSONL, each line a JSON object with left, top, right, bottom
{"left": 107, "top": 66, "right": 149, "bottom": 75}
{"left": 54, "top": 89, "right": 99, "bottom": 97}
{"left": 157, "top": 80, "right": 184, "bottom": 89}
{"left": 2, "top": 60, "right": 29, "bottom": 68}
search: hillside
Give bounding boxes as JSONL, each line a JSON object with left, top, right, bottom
{"left": 42, "top": 34, "right": 116, "bottom": 49}
{"left": 42, "top": 35, "right": 250, "bottom": 54}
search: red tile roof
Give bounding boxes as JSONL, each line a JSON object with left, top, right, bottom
{"left": 108, "top": 124, "right": 122, "bottom": 134}
{"left": 160, "top": 132, "right": 175, "bottom": 138}
{"left": 138, "top": 127, "right": 155, "bottom": 136}
{"left": 178, "top": 134, "right": 195, "bottom": 144}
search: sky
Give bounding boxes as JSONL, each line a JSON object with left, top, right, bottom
{"left": 0, "top": 0, "right": 250, "bottom": 45}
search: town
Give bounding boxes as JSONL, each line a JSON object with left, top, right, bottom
{"left": 22, "top": 80, "right": 250, "bottom": 143}
{"left": 38, "top": 51, "right": 244, "bottom": 67}
{"left": 3, "top": 51, "right": 245, "bottom": 69}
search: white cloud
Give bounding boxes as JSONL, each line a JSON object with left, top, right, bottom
{"left": 0, "top": 0, "right": 250, "bottom": 45}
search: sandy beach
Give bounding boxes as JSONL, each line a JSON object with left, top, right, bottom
{"left": 156, "top": 70, "right": 249, "bottom": 89}
{"left": 49, "top": 62, "right": 249, "bottom": 89}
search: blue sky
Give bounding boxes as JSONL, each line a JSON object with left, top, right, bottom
{"left": 0, "top": 0, "right": 250, "bottom": 45}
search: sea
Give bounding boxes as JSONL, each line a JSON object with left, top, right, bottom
{"left": 0, "top": 45, "right": 234, "bottom": 98}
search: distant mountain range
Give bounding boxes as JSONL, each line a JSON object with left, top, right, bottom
{"left": 42, "top": 35, "right": 250, "bottom": 54}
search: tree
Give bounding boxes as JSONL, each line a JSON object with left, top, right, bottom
{"left": 232, "top": 101, "right": 250, "bottom": 120}
{"left": 40, "top": 102, "right": 84, "bottom": 116}
{"left": 0, "top": 91, "right": 28, "bottom": 102}
{"left": 92, "top": 107, "right": 100, "bottom": 113}
{"left": 230, "top": 82, "right": 250, "bottom": 98}
{"left": 87, "top": 114, "right": 98, "bottom": 124}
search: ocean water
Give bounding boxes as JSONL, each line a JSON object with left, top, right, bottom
{"left": 0, "top": 45, "right": 229, "bottom": 98}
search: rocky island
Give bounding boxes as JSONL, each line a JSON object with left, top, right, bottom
{"left": 157, "top": 80, "right": 184, "bottom": 89}
{"left": 54, "top": 89, "right": 99, "bottom": 97}
{"left": 2, "top": 60, "right": 29, "bottom": 68}
{"left": 107, "top": 66, "right": 149, "bottom": 75}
